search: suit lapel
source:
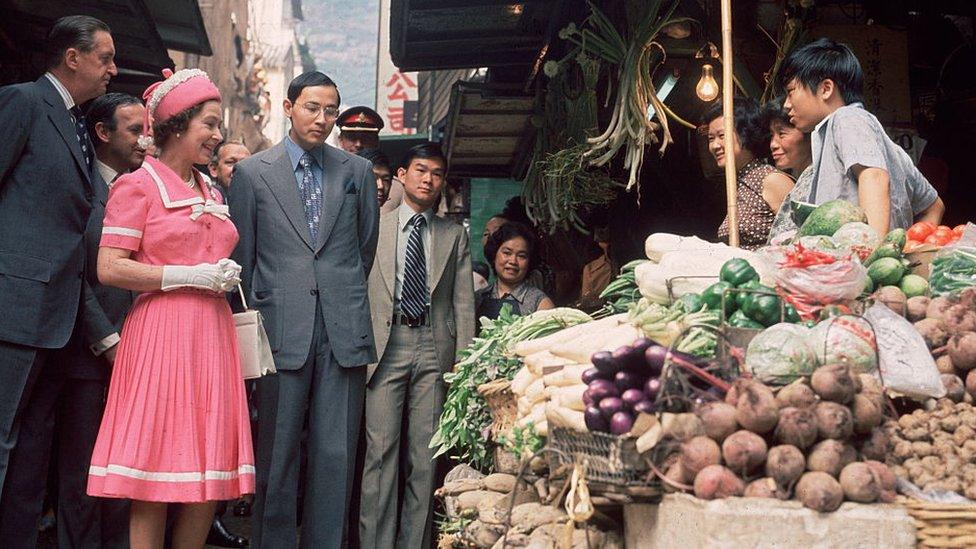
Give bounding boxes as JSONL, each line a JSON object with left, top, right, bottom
{"left": 315, "top": 145, "right": 350, "bottom": 252}
{"left": 377, "top": 212, "right": 397, "bottom": 297}
{"left": 428, "top": 216, "right": 454, "bottom": 292}
{"left": 260, "top": 143, "right": 315, "bottom": 250}
{"left": 37, "top": 78, "right": 92, "bottom": 189}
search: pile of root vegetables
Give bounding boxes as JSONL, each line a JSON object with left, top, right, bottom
{"left": 661, "top": 364, "right": 896, "bottom": 512}
{"left": 887, "top": 399, "right": 976, "bottom": 499}
{"left": 907, "top": 287, "right": 976, "bottom": 400}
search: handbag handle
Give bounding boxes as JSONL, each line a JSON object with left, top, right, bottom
{"left": 237, "top": 284, "right": 249, "bottom": 310}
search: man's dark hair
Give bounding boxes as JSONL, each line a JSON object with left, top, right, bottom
{"left": 45, "top": 15, "right": 111, "bottom": 69}
{"left": 287, "top": 71, "right": 341, "bottom": 104}
{"left": 701, "top": 97, "right": 770, "bottom": 160}
{"left": 401, "top": 142, "right": 447, "bottom": 170}
{"left": 484, "top": 222, "right": 541, "bottom": 275}
{"left": 86, "top": 92, "right": 141, "bottom": 145}
{"left": 777, "top": 37, "right": 863, "bottom": 104}
{"left": 357, "top": 148, "right": 391, "bottom": 170}
{"left": 211, "top": 139, "right": 249, "bottom": 164}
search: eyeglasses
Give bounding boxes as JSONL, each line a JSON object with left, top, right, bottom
{"left": 300, "top": 103, "right": 340, "bottom": 120}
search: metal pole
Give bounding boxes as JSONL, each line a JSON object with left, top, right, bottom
{"left": 721, "top": 0, "right": 739, "bottom": 247}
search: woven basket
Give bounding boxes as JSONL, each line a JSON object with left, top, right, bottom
{"left": 547, "top": 427, "right": 649, "bottom": 487}
{"left": 477, "top": 379, "right": 518, "bottom": 439}
{"left": 898, "top": 497, "right": 976, "bottom": 548}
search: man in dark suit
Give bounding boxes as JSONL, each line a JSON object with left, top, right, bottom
{"left": 0, "top": 15, "right": 117, "bottom": 545}
{"left": 48, "top": 92, "right": 143, "bottom": 548}
{"left": 229, "top": 71, "right": 379, "bottom": 548}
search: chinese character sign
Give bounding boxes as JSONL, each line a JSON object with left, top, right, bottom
{"left": 377, "top": 0, "right": 419, "bottom": 135}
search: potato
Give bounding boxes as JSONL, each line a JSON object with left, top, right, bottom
{"left": 766, "top": 445, "right": 805, "bottom": 489}
{"left": 796, "top": 472, "right": 844, "bottom": 512}
{"left": 693, "top": 465, "right": 744, "bottom": 499}
{"left": 811, "top": 364, "right": 857, "bottom": 404}
{"left": 680, "top": 436, "right": 722, "bottom": 478}
{"left": 949, "top": 332, "right": 976, "bottom": 372}
{"left": 722, "top": 430, "right": 768, "bottom": 476}
{"left": 839, "top": 462, "right": 881, "bottom": 503}
{"left": 744, "top": 477, "right": 784, "bottom": 499}
{"left": 776, "top": 380, "right": 818, "bottom": 409}
{"left": 907, "top": 296, "right": 931, "bottom": 322}
{"left": 915, "top": 318, "right": 950, "bottom": 350}
{"left": 927, "top": 296, "right": 955, "bottom": 322}
{"left": 774, "top": 407, "right": 818, "bottom": 450}
{"left": 734, "top": 379, "right": 779, "bottom": 434}
{"left": 944, "top": 305, "right": 976, "bottom": 335}
{"left": 807, "top": 440, "right": 856, "bottom": 477}
{"left": 942, "top": 374, "right": 966, "bottom": 403}
{"left": 696, "top": 402, "right": 738, "bottom": 443}
{"left": 815, "top": 401, "right": 854, "bottom": 440}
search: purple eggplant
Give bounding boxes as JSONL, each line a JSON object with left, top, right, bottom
{"left": 590, "top": 350, "right": 618, "bottom": 374}
{"left": 631, "top": 337, "right": 656, "bottom": 354}
{"left": 633, "top": 399, "right": 657, "bottom": 415}
{"left": 614, "top": 370, "right": 644, "bottom": 392}
{"left": 584, "top": 406, "right": 610, "bottom": 432}
{"left": 582, "top": 388, "right": 595, "bottom": 408}
{"left": 612, "top": 345, "right": 644, "bottom": 371}
{"left": 587, "top": 379, "right": 618, "bottom": 402}
{"left": 598, "top": 396, "right": 625, "bottom": 419}
{"left": 643, "top": 345, "right": 668, "bottom": 376}
{"left": 621, "top": 388, "right": 645, "bottom": 409}
{"left": 581, "top": 367, "right": 604, "bottom": 385}
{"left": 644, "top": 377, "right": 662, "bottom": 400}
{"left": 609, "top": 411, "right": 635, "bottom": 435}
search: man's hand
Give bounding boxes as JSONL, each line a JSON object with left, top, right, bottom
{"left": 104, "top": 343, "right": 118, "bottom": 365}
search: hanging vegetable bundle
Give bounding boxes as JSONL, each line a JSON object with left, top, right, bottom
{"left": 560, "top": 0, "right": 691, "bottom": 189}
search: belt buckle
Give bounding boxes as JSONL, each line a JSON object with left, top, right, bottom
{"left": 406, "top": 315, "right": 422, "bottom": 328}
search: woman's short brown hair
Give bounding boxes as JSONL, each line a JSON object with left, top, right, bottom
{"left": 152, "top": 103, "right": 205, "bottom": 149}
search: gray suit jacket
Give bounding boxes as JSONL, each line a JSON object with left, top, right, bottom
{"left": 0, "top": 77, "right": 94, "bottom": 349}
{"left": 228, "top": 141, "right": 379, "bottom": 369}
{"left": 367, "top": 209, "right": 476, "bottom": 384}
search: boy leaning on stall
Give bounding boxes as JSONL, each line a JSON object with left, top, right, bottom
{"left": 778, "top": 37, "right": 944, "bottom": 235}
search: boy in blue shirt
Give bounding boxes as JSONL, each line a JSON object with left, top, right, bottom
{"left": 778, "top": 38, "right": 944, "bottom": 235}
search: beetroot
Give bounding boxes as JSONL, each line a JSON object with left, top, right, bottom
{"left": 696, "top": 402, "right": 738, "bottom": 443}
{"left": 722, "top": 430, "right": 768, "bottom": 475}
{"left": 693, "top": 465, "right": 744, "bottom": 500}
{"left": 807, "top": 440, "right": 856, "bottom": 477}
{"left": 865, "top": 460, "right": 897, "bottom": 503}
{"left": 744, "top": 477, "right": 783, "bottom": 499}
{"left": 734, "top": 379, "right": 779, "bottom": 434}
{"left": 859, "top": 426, "right": 891, "bottom": 462}
{"left": 680, "top": 436, "right": 722, "bottom": 478}
{"left": 941, "top": 374, "right": 966, "bottom": 403}
{"left": 810, "top": 363, "right": 856, "bottom": 404}
{"left": 774, "top": 407, "right": 818, "bottom": 450}
{"left": 915, "top": 318, "right": 950, "bottom": 350}
{"left": 944, "top": 305, "right": 976, "bottom": 335}
{"left": 906, "top": 296, "right": 930, "bottom": 322}
{"left": 796, "top": 472, "right": 844, "bottom": 512}
{"left": 851, "top": 393, "right": 884, "bottom": 434}
{"left": 839, "top": 462, "right": 880, "bottom": 503}
{"left": 765, "top": 445, "right": 805, "bottom": 489}
{"left": 775, "top": 380, "right": 818, "bottom": 409}
{"left": 815, "top": 401, "right": 854, "bottom": 440}
{"left": 948, "top": 332, "right": 976, "bottom": 371}
{"left": 926, "top": 296, "right": 954, "bottom": 322}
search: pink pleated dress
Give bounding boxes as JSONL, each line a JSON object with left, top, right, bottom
{"left": 87, "top": 156, "right": 255, "bottom": 502}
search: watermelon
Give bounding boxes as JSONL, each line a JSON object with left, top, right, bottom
{"left": 797, "top": 200, "right": 868, "bottom": 237}
{"left": 867, "top": 257, "right": 906, "bottom": 286}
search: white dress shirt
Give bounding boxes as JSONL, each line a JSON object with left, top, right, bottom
{"left": 95, "top": 159, "right": 119, "bottom": 187}
{"left": 44, "top": 72, "right": 75, "bottom": 110}
{"left": 394, "top": 202, "right": 433, "bottom": 309}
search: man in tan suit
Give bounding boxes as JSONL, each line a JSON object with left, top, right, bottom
{"left": 360, "top": 143, "right": 475, "bottom": 548}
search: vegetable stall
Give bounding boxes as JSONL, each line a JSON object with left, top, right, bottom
{"left": 433, "top": 203, "right": 976, "bottom": 548}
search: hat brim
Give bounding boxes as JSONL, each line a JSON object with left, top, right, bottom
{"left": 339, "top": 126, "right": 381, "bottom": 133}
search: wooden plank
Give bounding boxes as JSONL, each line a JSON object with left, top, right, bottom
{"left": 460, "top": 94, "right": 534, "bottom": 113}
{"left": 451, "top": 136, "right": 519, "bottom": 155}
{"left": 455, "top": 114, "right": 531, "bottom": 135}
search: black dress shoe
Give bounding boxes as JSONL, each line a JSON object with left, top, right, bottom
{"left": 232, "top": 497, "right": 252, "bottom": 517}
{"left": 206, "top": 517, "right": 248, "bottom": 548}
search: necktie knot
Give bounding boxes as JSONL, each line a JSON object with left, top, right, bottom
{"left": 299, "top": 152, "right": 312, "bottom": 169}
{"left": 411, "top": 213, "right": 426, "bottom": 229}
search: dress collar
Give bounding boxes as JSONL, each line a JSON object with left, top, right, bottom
{"left": 142, "top": 156, "right": 217, "bottom": 209}
{"left": 490, "top": 281, "right": 530, "bottom": 304}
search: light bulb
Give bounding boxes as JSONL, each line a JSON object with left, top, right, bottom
{"left": 696, "top": 64, "right": 719, "bottom": 102}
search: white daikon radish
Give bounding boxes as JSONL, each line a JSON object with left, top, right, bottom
{"left": 545, "top": 403, "right": 587, "bottom": 431}
{"left": 517, "top": 395, "right": 533, "bottom": 417}
{"left": 534, "top": 420, "right": 548, "bottom": 437}
{"left": 523, "top": 351, "right": 575, "bottom": 375}
{"left": 550, "top": 321, "right": 639, "bottom": 364}
{"left": 525, "top": 378, "right": 545, "bottom": 404}
{"left": 518, "top": 402, "right": 546, "bottom": 427}
{"left": 514, "top": 314, "right": 626, "bottom": 357}
{"left": 549, "top": 385, "right": 586, "bottom": 411}
{"left": 543, "top": 364, "right": 590, "bottom": 388}
{"left": 511, "top": 366, "right": 535, "bottom": 396}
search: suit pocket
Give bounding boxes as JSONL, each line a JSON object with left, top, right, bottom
{"left": 446, "top": 318, "right": 457, "bottom": 338}
{"left": 343, "top": 178, "right": 358, "bottom": 194}
{"left": 0, "top": 251, "right": 52, "bottom": 283}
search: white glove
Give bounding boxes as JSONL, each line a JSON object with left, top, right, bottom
{"left": 161, "top": 260, "right": 241, "bottom": 292}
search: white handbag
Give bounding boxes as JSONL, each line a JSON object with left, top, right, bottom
{"left": 234, "top": 285, "right": 277, "bottom": 380}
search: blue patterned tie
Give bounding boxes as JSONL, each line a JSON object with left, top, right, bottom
{"left": 401, "top": 214, "right": 428, "bottom": 320}
{"left": 298, "top": 152, "right": 323, "bottom": 242}
{"left": 70, "top": 106, "right": 93, "bottom": 170}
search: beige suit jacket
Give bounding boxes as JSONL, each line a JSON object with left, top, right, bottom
{"left": 367, "top": 208, "right": 475, "bottom": 383}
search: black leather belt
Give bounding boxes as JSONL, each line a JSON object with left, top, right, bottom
{"left": 392, "top": 310, "right": 430, "bottom": 327}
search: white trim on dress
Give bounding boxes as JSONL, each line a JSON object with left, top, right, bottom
{"left": 102, "top": 226, "right": 144, "bottom": 238}
{"left": 89, "top": 464, "right": 256, "bottom": 482}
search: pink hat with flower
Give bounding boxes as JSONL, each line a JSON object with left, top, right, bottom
{"left": 138, "top": 68, "right": 221, "bottom": 148}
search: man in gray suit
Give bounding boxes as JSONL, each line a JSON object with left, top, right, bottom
{"left": 228, "top": 71, "right": 379, "bottom": 548}
{"left": 0, "top": 16, "right": 117, "bottom": 545}
{"left": 360, "top": 143, "right": 475, "bottom": 549}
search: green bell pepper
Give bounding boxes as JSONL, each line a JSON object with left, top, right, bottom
{"left": 677, "top": 293, "right": 705, "bottom": 313}
{"left": 720, "top": 258, "right": 759, "bottom": 287}
{"left": 728, "top": 309, "right": 764, "bottom": 329}
{"left": 743, "top": 293, "right": 782, "bottom": 327}
{"left": 784, "top": 303, "right": 801, "bottom": 323}
{"left": 702, "top": 281, "right": 735, "bottom": 315}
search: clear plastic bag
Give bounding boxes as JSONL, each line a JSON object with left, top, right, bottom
{"left": 862, "top": 303, "right": 946, "bottom": 399}
{"left": 760, "top": 246, "right": 867, "bottom": 318}
{"left": 929, "top": 223, "right": 976, "bottom": 296}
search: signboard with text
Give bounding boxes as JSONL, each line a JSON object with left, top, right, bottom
{"left": 377, "top": 0, "right": 419, "bottom": 135}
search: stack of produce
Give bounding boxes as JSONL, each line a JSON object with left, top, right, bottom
{"left": 928, "top": 231, "right": 976, "bottom": 296}
{"left": 863, "top": 227, "right": 929, "bottom": 299}
{"left": 700, "top": 258, "right": 799, "bottom": 328}
{"left": 905, "top": 288, "right": 976, "bottom": 396}
{"left": 627, "top": 299, "right": 720, "bottom": 353}
{"left": 595, "top": 259, "right": 647, "bottom": 316}
{"left": 904, "top": 222, "right": 967, "bottom": 252}
{"left": 663, "top": 364, "right": 896, "bottom": 512}
{"left": 887, "top": 399, "right": 976, "bottom": 499}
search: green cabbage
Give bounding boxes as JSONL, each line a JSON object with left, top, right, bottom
{"left": 745, "top": 323, "right": 819, "bottom": 386}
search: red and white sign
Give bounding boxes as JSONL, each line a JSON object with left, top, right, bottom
{"left": 376, "top": 0, "right": 419, "bottom": 135}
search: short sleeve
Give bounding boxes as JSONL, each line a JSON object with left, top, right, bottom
{"left": 100, "top": 173, "right": 151, "bottom": 251}
{"left": 909, "top": 171, "right": 938, "bottom": 214}
{"left": 830, "top": 110, "right": 887, "bottom": 175}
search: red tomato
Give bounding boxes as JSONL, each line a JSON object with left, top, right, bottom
{"left": 925, "top": 233, "right": 952, "bottom": 246}
{"left": 907, "top": 221, "right": 936, "bottom": 241}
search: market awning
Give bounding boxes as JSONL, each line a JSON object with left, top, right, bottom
{"left": 389, "top": 0, "right": 557, "bottom": 71}
{"left": 142, "top": 0, "right": 212, "bottom": 55}
{"left": 443, "top": 82, "right": 535, "bottom": 178}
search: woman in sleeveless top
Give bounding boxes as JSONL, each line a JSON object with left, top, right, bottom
{"left": 475, "top": 222, "right": 554, "bottom": 327}
{"left": 703, "top": 98, "right": 795, "bottom": 250}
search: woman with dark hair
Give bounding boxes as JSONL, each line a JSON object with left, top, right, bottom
{"left": 763, "top": 99, "right": 814, "bottom": 243}
{"left": 475, "top": 222, "right": 554, "bottom": 323}
{"left": 703, "top": 98, "right": 795, "bottom": 249}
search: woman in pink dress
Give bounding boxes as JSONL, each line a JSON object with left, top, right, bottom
{"left": 88, "top": 68, "right": 255, "bottom": 548}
